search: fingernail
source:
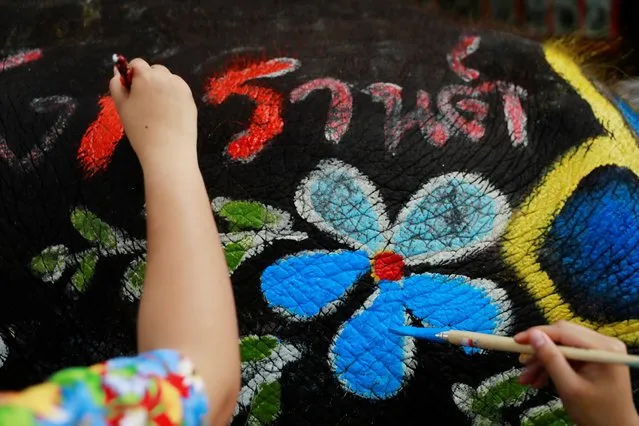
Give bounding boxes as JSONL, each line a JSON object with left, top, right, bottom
{"left": 518, "top": 353, "right": 531, "bottom": 364}
{"left": 113, "top": 66, "right": 119, "bottom": 76}
{"left": 530, "top": 330, "right": 546, "bottom": 349}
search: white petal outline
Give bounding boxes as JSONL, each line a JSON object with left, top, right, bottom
{"left": 295, "top": 159, "right": 392, "bottom": 255}
{"left": 389, "top": 172, "right": 511, "bottom": 266}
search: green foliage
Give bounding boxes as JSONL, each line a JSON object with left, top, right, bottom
{"left": 240, "top": 335, "right": 279, "bottom": 362}
{"left": 249, "top": 381, "right": 281, "bottom": 425}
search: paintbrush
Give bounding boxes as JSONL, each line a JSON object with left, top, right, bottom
{"left": 389, "top": 326, "right": 639, "bottom": 368}
{"left": 112, "top": 54, "right": 132, "bottom": 90}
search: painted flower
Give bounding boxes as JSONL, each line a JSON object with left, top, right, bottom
{"left": 261, "top": 159, "right": 513, "bottom": 399}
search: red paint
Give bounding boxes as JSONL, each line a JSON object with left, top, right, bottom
{"left": 113, "top": 54, "right": 132, "bottom": 89}
{"left": 77, "top": 95, "right": 124, "bottom": 177}
{"left": 447, "top": 36, "right": 481, "bottom": 82}
{"left": 205, "top": 58, "right": 300, "bottom": 161}
{"left": 0, "top": 49, "right": 42, "bottom": 73}
{"left": 371, "top": 252, "right": 405, "bottom": 282}
{"left": 439, "top": 85, "right": 490, "bottom": 141}
{"left": 290, "top": 78, "right": 353, "bottom": 143}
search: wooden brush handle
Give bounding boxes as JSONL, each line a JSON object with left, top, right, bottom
{"left": 447, "top": 330, "right": 639, "bottom": 367}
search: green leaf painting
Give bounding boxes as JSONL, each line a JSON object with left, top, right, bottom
{"left": 31, "top": 198, "right": 307, "bottom": 299}
{"left": 234, "top": 335, "right": 301, "bottom": 425}
{"left": 453, "top": 368, "right": 571, "bottom": 425}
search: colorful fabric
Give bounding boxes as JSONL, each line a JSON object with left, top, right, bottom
{"left": 0, "top": 350, "right": 208, "bottom": 425}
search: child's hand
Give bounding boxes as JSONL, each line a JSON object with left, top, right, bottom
{"left": 515, "top": 321, "right": 639, "bottom": 426}
{"left": 109, "top": 58, "right": 198, "bottom": 171}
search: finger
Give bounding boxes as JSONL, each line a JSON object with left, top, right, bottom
{"left": 519, "top": 362, "right": 544, "bottom": 385}
{"left": 519, "top": 353, "right": 536, "bottom": 364}
{"left": 151, "top": 64, "right": 171, "bottom": 73}
{"left": 109, "top": 67, "right": 128, "bottom": 107}
{"left": 129, "top": 58, "right": 151, "bottom": 74}
{"left": 529, "top": 330, "right": 583, "bottom": 395}
{"left": 531, "top": 372, "right": 549, "bottom": 389}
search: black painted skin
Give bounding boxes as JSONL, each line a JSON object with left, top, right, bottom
{"left": 0, "top": 1, "right": 634, "bottom": 425}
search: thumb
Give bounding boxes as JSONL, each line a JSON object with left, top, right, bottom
{"left": 529, "top": 329, "right": 582, "bottom": 396}
{"left": 109, "top": 66, "right": 128, "bottom": 109}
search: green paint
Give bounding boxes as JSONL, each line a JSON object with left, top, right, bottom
{"left": 71, "top": 250, "right": 99, "bottom": 292}
{"left": 123, "top": 258, "right": 146, "bottom": 294}
{"left": 70, "top": 208, "right": 117, "bottom": 249}
{"left": 471, "top": 376, "right": 532, "bottom": 421}
{"left": 30, "top": 245, "right": 69, "bottom": 280}
{"left": 522, "top": 407, "right": 572, "bottom": 426}
{"left": 240, "top": 335, "right": 279, "bottom": 362}
{"left": 249, "top": 380, "right": 281, "bottom": 425}
{"left": 0, "top": 406, "right": 36, "bottom": 426}
{"left": 219, "top": 201, "right": 267, "bottom": 230}
{"left": 224, "top": 243, "right": 246, "bottom": 272}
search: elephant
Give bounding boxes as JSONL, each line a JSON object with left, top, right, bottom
{"left": 0, "top": 0, "right": 638, "bottom": 424}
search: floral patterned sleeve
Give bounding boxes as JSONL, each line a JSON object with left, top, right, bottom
{"left": 0, "top": 350, "right": 209, "bottom": 425}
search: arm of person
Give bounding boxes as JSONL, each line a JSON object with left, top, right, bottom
{"left": 110, "top": 59, "right": 241, "bottom": 425}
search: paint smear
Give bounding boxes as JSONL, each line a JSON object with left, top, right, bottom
{"left": 205, "top": 58, "right": 300, "bottom": 161}
{"left": 0, "top": 49, "right": 43, "bottom": 73}
{"left": 77, "top": 95, "right": 124, "bottom": 177}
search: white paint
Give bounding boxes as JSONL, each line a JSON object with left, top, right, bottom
{"left": 0, "top": 96, "right": 77, "bottom": 173}
{"left": 295, "top": 159, "right": 392, "bottom": 254}
{"left": 521, "top": 398, "right": 566, "bottom": 424}
{"left": 390, "top": 172, "right": 511, "bottom": 267}
{"left": 234, "top": 338, "right": 302, "bottom": 416}
{"left": 453, "top": 368, "right": 537, "bottom": 425}
{"left": 0, "top": 334, "right": 8, "bottom": 368}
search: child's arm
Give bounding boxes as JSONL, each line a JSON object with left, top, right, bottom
{"left": 110, "top": 59, "right": 241, "bottom": 425}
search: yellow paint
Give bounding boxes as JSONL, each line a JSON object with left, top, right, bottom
{"left": 502, "top": 42, "right": 639, "bottom": 345}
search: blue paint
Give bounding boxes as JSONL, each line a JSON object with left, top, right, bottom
{"left": 309, "top": 167, "right": 386, "bottom": 250}
{"left": 261, "top": 250, "right": 370, "bottom": 319}
{"left": 332, "top": 280, "right": 406, "bottom": 399}
{"left": 402, "top": 273, "right": 501, "bottom": 354}
{"left": 543, "top": 166, "right": 639, "bottom": 320}
{"left": 392, "top": 178, "right": 497, "bottom": 260}
{"left": 616, "top": 98, "right": 639, "bottom": 136}
{"left": 388, "top": 326, "right": 447, "bottom": 342}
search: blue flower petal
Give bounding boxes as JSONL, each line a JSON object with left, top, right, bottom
{"left": 390, "top": 173, "right": 510, "bottom": 266}
{"left": 261, "top": 250, "right": 370, "bottom": 320}
{"left": 402, "top": 273, "right": 511, "bottom": 354}
{"left": 295, "top": 159, "right": 390, "bottom": 253}
{"left": 330, "top": 280, "right": 409, "bottom": 399}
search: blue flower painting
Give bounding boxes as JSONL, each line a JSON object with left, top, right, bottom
{"left": 261, "top": 159, "right": 513, "bottom": 399}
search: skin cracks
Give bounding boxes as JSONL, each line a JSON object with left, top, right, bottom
{"left": 0, "top": 37, "right": 528, "bottom": 176}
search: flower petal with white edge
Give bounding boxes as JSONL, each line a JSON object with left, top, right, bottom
{"left": 295, "top": 159, "right": 391, "bottom": 254}
{"left": 390, "top": 172, "right": 510, "bottom": 266}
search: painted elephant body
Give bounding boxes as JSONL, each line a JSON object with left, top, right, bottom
{"left": 0, "top": 1, "right": 636, "bottom": 425}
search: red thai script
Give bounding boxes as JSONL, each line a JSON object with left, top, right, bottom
{"left": 0, "top": 96, "right": 76, "bottom": 173}
{"left": 290, "top": 78, "right": 353, "bottom": 143}
{"left": 77, "top": 95, "right": 124, "bottom": 177}
{"left": 367, "top": 81, "right": 527, "bottom": 150}
{"left": 447, "top": 36, "right": 480, "bottom": 82}
{"left": 0, "top": 49, "right": 43, "bottom": 73}
{"left": 205, "top": 58, "right": 300, "bottom": 161}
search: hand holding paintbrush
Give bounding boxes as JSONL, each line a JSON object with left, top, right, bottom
{"left": 392, "top": 321, "right": 639, "bottom": 426}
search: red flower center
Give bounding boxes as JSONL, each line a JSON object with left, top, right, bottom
{"left": 371, "top": 252, "right": 405, "bottom": 282}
